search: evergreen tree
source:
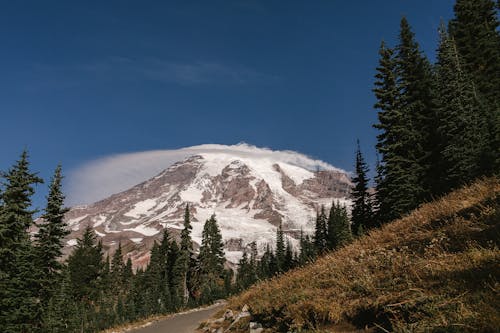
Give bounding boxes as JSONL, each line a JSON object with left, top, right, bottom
{"left": 258, "top": 244, "right": 275, "bottom": 278}
{"left": 67, "top": 226, "right": 104, "bottom": 304}
{"left": 313, "top": 206, "right": 328, "bottom": 253}
{"left": 275, "top": 222, "right": 286, "bottom": 272}
{"left": 198, "top": 214, "right": 226, "bottom": 302}
{"left": 329, "top": 202, "right": 353, "bottom": 249}
{"left": 373, "top": 18, "right": 437, "bottom": 223}
{"left": 248, "top": 241, "right": 258, "bottom": 284}
{"left": 449, "top": 0, "right": 500, "bottom": 174}
{"left": 350, "top": 141, "right": 373, "bottom": 235}
{"left": 35, "top": 165, "right": 70, "bottom": 308}
{"left": 44, "top": 268, "right": 79, "bottom": 333}
{"left": 372, "top": 41, "right": 400, "bottom": 224}
{"left": 298, "top": 229, "right": 315, "bottom": 265}
{"left": 236, "top": 251, "right": 251, "bottom": 291}
{"left": 111, "top": 242, "right": 125, "bottom": 290}
{"left": 395, "top": 17, "right": 437, "bottom": 205}
{"left": 0, "top": 151, "right": 44, "bottom": 332}
{"left": 284, "top": 240, "right": 294, "bottom": 271}
{"left": 177, "top": 204, "right": 193, "bottom": 306}
{"left": 435, "top": 24, "right": 488, "bottom": 190}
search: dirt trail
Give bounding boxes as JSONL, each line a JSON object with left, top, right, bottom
{"left": 129, "top": 303, "right": 224, "bottom": 333}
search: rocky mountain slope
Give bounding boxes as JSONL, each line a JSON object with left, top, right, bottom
{"left": 63, "top": 145, "right": 352, "bottom": 267}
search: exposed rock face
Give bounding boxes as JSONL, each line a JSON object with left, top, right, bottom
{"left": 62, "top": 151, "right": 352, "bottom": 268}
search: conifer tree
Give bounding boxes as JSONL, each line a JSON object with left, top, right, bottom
{"left": 373, "top": 18, "right": 437, "bottom": 223}
{"left": 284, "top": 240, "right": 294, "bottom": 271}
{"left": 395, "top": 17, "right": 437, "bottom": 205}
{"left": 67, "top": 226, "right": 104, "bottom": 303}
{"left": 198, "top": 214, "right": 226, "bottom": 302}
{"left": 298, "top": 229, "right": 315, "bottom": 265}
{"left": 0, "top": 151, "right": 44, "bottom": 332}
{"left": 329, "top": 202, "right": 353, "bottom": 249}
{"left": 435, "top": 24, "right": 488, "bottom": 190}
{"left": 313, "top": 206, "right": 328, "bottom": 253}
{"left": 258, "top": 244, "right": 274, "bottom": 278}
{"left": 275, "top": 222, "right": 286, "bottom": 272}
{"left": 449, "top": 0, "right": 500, "bottom": 174}
{"left": 350, "top": 141, "right": 373, "bottom": 235}
{"left": 35, "top": 165, "right": 70, "bottom": 308}
{"left": 236, "top": 251, "right": 251, "bottom": 291}
{"left": 177, "top": 204, "right": 193, "bottom": 306}
{"left": 372, "top": 41, "right": 400, "bottom": 224}
{"left": 111, "top": 242, "right": 125, "bottom": 290}
{"left": 248, "top": 241, "right": 258, "bottom": 284}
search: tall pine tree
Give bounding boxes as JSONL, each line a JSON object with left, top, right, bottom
{"left": 435, "top": 24, "right": 488, "bottom": 190}
{"left": 449, "top": 0, "right": 500, "bottom": 175}
{"left": 350, "top": 141, "right": 373, "bottom": 235}
{"left": 0, "top": 151, "right": 44, "bottom": 333}
{"left": 35, "top": 165, "right": 70, "bottom": 308}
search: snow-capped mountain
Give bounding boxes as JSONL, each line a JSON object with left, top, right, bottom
{"left": 63, "top": 144, "right": 352, "bottom": 267}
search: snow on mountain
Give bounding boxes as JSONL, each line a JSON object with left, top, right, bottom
{"left": 62, "top": 144, "right": 352, "bottom": 267}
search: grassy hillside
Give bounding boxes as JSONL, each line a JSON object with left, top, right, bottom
{"left": 226, "top": 178, "right": 500, "bottom": 332}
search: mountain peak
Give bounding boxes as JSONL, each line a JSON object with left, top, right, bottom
{"left": 63, "top": 146, "right": 352, "bottom": 268}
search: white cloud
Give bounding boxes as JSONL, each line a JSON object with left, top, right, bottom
{"left": 65, "top": 143, "right": 343, "bottom": 206}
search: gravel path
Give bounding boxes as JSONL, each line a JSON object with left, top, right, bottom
{"left": 129, "top": 303, "right": 224, "bottom": 333}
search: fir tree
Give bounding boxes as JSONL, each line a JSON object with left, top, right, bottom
{"left": 35, "top": 165, "right": 70, "bottom": 306}
{"left": 298, "top": 229, "right": 315, "bottom": 265}
{"left": 313, "top": 206, "right": 328, "bottom": 253}
{"left": 350, "top": 141, "right": 373, "bottom": 235}
{"left": 284, "top": 240, "right": 294, "bottom": 271}
{"left": 111, "top": 242, "right": 125, "bottom": 290}
{"left": 177, "top": 204, "right": 193, "bottom": 306}
{"left": 435, "top": 24, "right": 488, "bottom": 190}
{"left": 67, "top": 226, "right": 104, "bottom": 303}
{"left": 373, "top": 18, "right": 437, "bottom": 222}
{"left": 372, "top": 41, "right": 400, "bottom": 224}
{"left": 449, "top": 0, "right": 500, "bottom": 175}
{"left": 198, "top": 214, "right": 226, "bottom": 302}
{"left": 0, "top": 151, "right": 44, "bottom": 332}
{"left": 329, "top": 202, "right": 353, "bottom": 249}
{"left": 275, "top": 222, "right": 286, "bottom": 272}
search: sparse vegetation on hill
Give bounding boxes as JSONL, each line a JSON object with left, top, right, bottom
{"left": 225, "top": 178, "right": 500, "bottom": 332}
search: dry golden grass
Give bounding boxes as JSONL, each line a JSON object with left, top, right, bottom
{"left": 227, "top": 178, "right": 500, "bottom": 332}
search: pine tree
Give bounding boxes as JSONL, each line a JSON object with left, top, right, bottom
{"left": 350, "top": 141, "right": 373, "bottom": 235}
{"left": 275, "top": 222, "right": 286, "bottom": 272}
{"left": 449, "top": 0, "right": 500, "bottom": 175}
{"left": 177, "top": 204, "right": 193, "bottom": 306}
{"left": 329, "top": 202, "right": 353, "bottom": 249}
{"left": 111, "top": 242, "right": 125, "bottom": 292}
{"left": 258, "top": 244, "right": 274, "bottom": 278}
{"left": 313, "top": 206, "right": 328, "bottom": 253}
{"left": 67, "top": 226, "right": 104, "bottom": 303}
{"left": 284, "top": 240, "right": 294, "bottom": 271}
{"left": 435, "top": 23, "right": 488, "bottom": 190}
{"left": 44, "top": 268, "right": 79, "bottom": 333}
{"left": 0, "top": 151, "right": 44, "bottom": 332}
{"left": 395, "top": 17, "right": 437, "bottom": 205}
{"left": 35, "top": 165, "right": 70, "bottom": 308}
{"left": 236, "top": 251, "right": 251, "bottom": 291}
{"left": 248, "top": 241, "right": 258, "bottom": 284}
{"left": 372, "top": 41, "right": 401, "bottom": 224}
{"left": 298, "top": 229, "right": 315, "bottom": 265}
{"left": 373, "top": 18, "right": 437, "bottom": 223}
{"left": 198, "top": 214, "right": 226, "bottom": 302}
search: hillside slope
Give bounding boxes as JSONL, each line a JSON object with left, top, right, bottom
{"left": 224, "top": 178, "right": 500, "bottom": 332}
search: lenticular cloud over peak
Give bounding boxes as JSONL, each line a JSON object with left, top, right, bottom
{"left": 66, "top": 143, "right": 343, "bottom": 206}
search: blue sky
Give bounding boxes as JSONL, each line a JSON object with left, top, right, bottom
{"left": 0, "top": 1, "right": 455, "bottom": 207}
